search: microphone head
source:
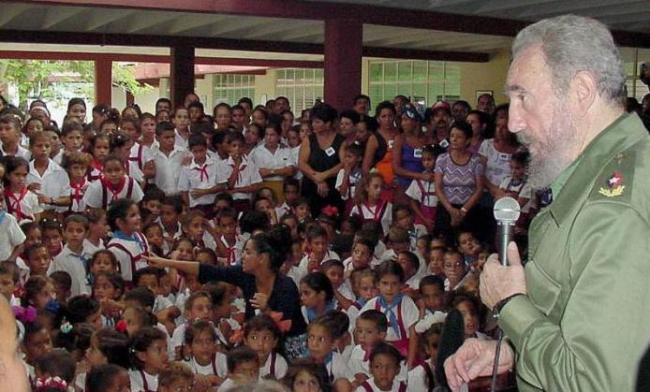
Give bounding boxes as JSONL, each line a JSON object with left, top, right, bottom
{"left": 493, "top": 196, "right": 521, "bottom": 223}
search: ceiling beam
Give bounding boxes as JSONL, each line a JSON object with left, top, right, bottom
{"left": 519, "top": 0, "right": 643, "bottom": 19}
{"left": 42, "top": 8, "right": 87, "bottom": 29}
{"left": 0, "top": 3, "right": 32, "bottom": 27}
{"left": 0, "top": 29, "right": 490, "bottom": 62}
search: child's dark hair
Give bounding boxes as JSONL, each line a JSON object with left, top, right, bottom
{"left": 419, "top": 275, "right": 445, "bottom": 293}
{"left": 226, "top": 346, "right": 258, "bottom": 373}
{"left": 214, "top": 191, "right": 233, "bottom": 206}
{"left": 91, "top": 328, "right": 132, "bottom": 369}
{"left": 142, "top": 185, "right": 165, "bottom": 204}
{"left": 376, "top": 260, "right": 405, "bottom": 283}
{"left": 422, "top": 144, "right": 436, "bottom": 157}
{"left": 89, "top": 250, "right": 118, "bottom": 271}
{"left": 52, "top": 322, "right": 93, "bottom": 361}
{"left": 325, "top": 310, "right": 349, "bottom": 340}
{"left": 40, "top": 217, "right": 63, "bottom": 234}
{"left": 133, "top": 266, "right": 164, "bottom": 288}
{"left": 320, "top": 259, "right": 344, "bottom": 276}
{"left": 64, "top": 295, "right": 100, "bottom": 325}
{"left": 188, "top": 132, "right": 207, "bottom": 150}
{"left": 283, "top": 359, "right": 331, "bottom": 392}
{"left": 162, "top": 195, "right": 183, "bottom": 214}
{"left": 35, "top": 348, "right": 76, "bottom": 384}
{"left": 102, "top": 155, "right": 123, "bottom": 169}
{"left": 283, "top": 177, "right": 300, "bottom": 192}
{"left": 243, "top": 314, "right": 281, "bottom": 341}
{"left": 305, "top": 223, "right": 328, "bottom": 242}
{"left": 23, "top": 275, "right": 51, "bottom": 307}
{"left": 184, "top": 290, "right": 211, "bottom": 312}
{"left": 63, "top": 213, "right": 89, "bottom": 230}
{"left": 369, "top": 341, "right": 402, "bottom": 366}
{"left": 398, "top": 250, "right": 420, "bottom": 272}
{"left": 224, "top": 130, "right": 245, "bottom": 145}
{"left": 0, "top": 260, "right": 19, "bottom": 283}
{"left": 358, "top": 222, "right": 382, "bottom": 246}
{"left": 345, "top": 142, "right": 364, "bottom": 159}
{"left": 386, "top": 226, "right": 409, "bottom": 245}
{"left": 308, "top": 313, "right": 340, "bottom": 341}
{"left": 109, "top": 131, "right": 131, "bottom": 151}
{"left": 123, "top": 287, "right": 156, "bottom": 310}
{"left": 107, "top": 198, "right": 137, "bottom": 232}
{"left": 1, "top": 155, "right": 29, "bottom": 187}
{"left": 92, "top": 272, "right": 125, "bottom": 299}
{"left": 204, "top": 282, "right": 229, "bottom": 309}
{"left": 158, "top": 362, "right": 194, "bottom": 388}
{"left": 50, "top": 271, "right": 72, "bottom": 295}
{"left": 129, "top": 326, "right": 167, "bottom": 369}
{"left": 392, "top": 204, "right": 413, "bottom": 221}
{"left": 239, "top": 210, "right": 270, "bottom": 234}
{"left": 300, "top": 272, "right": 334, "bottom": 303}
{"left": 358, "top": 309, "right": 388, "bottom": 333}
{"left": 155, "top": 121, "right": 175, "bottom": 137}
{"left": 124, "top": 305, "right": 157, "bottom": 329}
{"left": 25, "top": 242, "right": 48, "bottom": 262}
{"left": 511, "top": 149, "right": 530, "bottom": 166}
{"left": 85, "top": 364, "right": 125, "bottom": 392}
{"left": 184, "top": 319, "right": 217, "bottom": 346}
{"left": 195, "top": 248, "right": 217, "bottom": 265}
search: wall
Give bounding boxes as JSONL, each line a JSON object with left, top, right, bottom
{"left": 254, "top": 69, "right": 277, "bottom": 105}
{"left": 457, "top": 50, "right": 510, "bottom": 106}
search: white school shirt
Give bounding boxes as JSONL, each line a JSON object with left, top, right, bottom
{"left": 183, "top": 352, "right": 228, "bottom": 378}
{"left": 69, "top": 178, "right": 90, "bottom": 213}
{"left": 0, "top": 144, "right": 31, "bottom": 160}
{"left": 360, "top": 296, "right": 419, "bottom": 340}
{"left": 404, "top": 271, "right": 425, "bottom": 290}
{"left": 27, "top": 159, "right": 71, "bottom": 211}
{"left": 499, "top": 176, "right": 534, "bottom": 213}
{"left": 128, "top": 369, "right": 158, "bottom": 392}
{"left": 275, "top": 202, "right": 293, "bottom": 220}
{"left": 106, "top": 232, "right": 149, "bottom": 282}
{"left": 5, "top": 189, "right": 42, "bottom": 223}
{"left": 218, "top": 235, "right": 245, "bottom": 266}
{"left": 348, "top": 344, "right": 371, "bottom": 377}
{"left": 82, "top": 176, "right": 144, "bottom": 209}
{"left": 479, "top": 139, "right": 512, "bottom": 187}
{"left": 350, "top": 202, "right": 393, "bottom": 235}
{"left": 152, "top": 145, "right": 188, "bottom": 195}
{"left": 355, "top": 378, "right": 407, "bottom": 392}
{"left": 325, "top": 351, "right": 353, "bottom": 381}
{"left": 288, "top": 250, "right": 340, "bottom": 286}
{"left": 290, "top": 145, "right": 302, "bottom": 180}
{"left": 250, "top": 143, "right": 295, "bottom": 182}
{"left": 216, "top": 155, "right": 262, "bottom": 201}
{"left": 52, "top": 149, "right": 64, "bottom": 165}
{"left": 177, "top": 157, "right": 219, "bottom": 207}
{"left": 129, "top": 142, "right": 154, "bottom": 170}
{"left": 175, "top": 129, "right": 190, "bottom": 149}
{"left": 50, "top": 244, "right": 93, "bottom": 297}
{"left": 0, "top": 213, "right": 25, "bottom": 261}
{"left": 83, "top": 238, "right": 105, "bottom": 256}
{"left": 405, "top": 178, "right": 438, "bottom": 207}
{"left": 260, "top": 352, "right": 288, "bottom": 380}
{"left": 217, "top": 378, "right": 237, "bottom": 392}
{"left": 407, "top": 360, "right": 436, "bottom": 392}
{"left": 335, "top": 168, "right": 363, "bottom": 201}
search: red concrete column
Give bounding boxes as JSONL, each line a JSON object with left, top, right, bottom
{"left": 170, "top": 45, "right": 195, "bottom": 108}
{"left": 94, "top": 58, "right": 112, "bottom": 105}
{"left": 324, "top": 18, "right": 362, "bottom": 112}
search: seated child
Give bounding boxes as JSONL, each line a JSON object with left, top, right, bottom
{"left": 396, "top": 251, "right": 423, "bottom": 296}
{"left": 157, "top": 362, "right": 195, "bottom": 392}
{"left": 349, "top": 309, "right": 388, "bottom": 382}
{"left": 244, "top": 314, "right": 288, "bottom": 380}
{"left": 407, "top": 323, "right": 443, "bottom": 391}
{"left": 415, "top": 275, "right": 447, "bottom": 334}
{"left": 128, "top": 327, "right": 169, "bottom": 392}
{"left": 85, "top": 364, "right": 130, "bottom": 392}
{"left": 307, "top": 313, "right": 353, "bottom": 383}
{"left": 354, "top": 342, "right": 407, "bottom": 392}
{"left": 320, "top": 259, "right": 354, "bottom": 308}
{"left": 182, "top": 320, "right": 227, "bottom": 389}
{"left": 300, "top": 272, "right": 335, "bottom": 325}
{"left": 217, "top": 346, "right": 260, "bottom": 392}
{"left": 442, "top": 249, "right": 467, "bottom": 292}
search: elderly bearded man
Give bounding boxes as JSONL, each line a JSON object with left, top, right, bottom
{"left": 445, "top": 15, "right": 650, "bottom": 392}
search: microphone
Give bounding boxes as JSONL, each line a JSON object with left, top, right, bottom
{"left": 493, "top": 197, "right": 521, "bottom": 266}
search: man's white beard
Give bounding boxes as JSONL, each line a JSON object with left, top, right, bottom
{"left": 520, "top": 104, "right": 579, "bottom": 189}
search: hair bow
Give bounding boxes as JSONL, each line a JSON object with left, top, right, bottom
{"left": 12, "top": 305, "right": 37, "bottom": 323}
{"left": 321, "top": 205, "right": 339, "bottom": 217}
{"left": 115, "top": 319, "right": 128, "bottom": 333}
{"left": 35, "top": 376, "right": 67, "bottom": 391}
{"left": 59, "top": 320, "right": 73, "bottom": 334}
{"left": 269, "top": 311, "right": 292, "bottom": 333}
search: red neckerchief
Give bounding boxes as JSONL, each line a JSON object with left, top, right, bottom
{"left": 70, "top": 178, "right": 87, "bottom": 204}
{"left": 228, "top": 159, "right": 246, "bottom": 188}
{"left": 364, "top": 199, "right": 386, "bottom": 221}
{"left": 101, "top": 176, "right": 126, "bottom": 201}
{"left": 88, "top": 159, "right": 104, "bottom": 181}
{"left": 5, "top": 187, "right": 29, "bottom": 220}
{"left": 194, "top": 162, "right": 209, "bottom": 182}
{"left": 221, "top": 235, "right": 237, "bottom": 265}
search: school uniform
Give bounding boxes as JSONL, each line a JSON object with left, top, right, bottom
{"left": 405, "top": 178, "right": 438, "bottom": 223}
{"left": 0, "top": 144, "right": 31, "bottom": 160}
{"left": 0, "top": 212, "right": 25, "bottom": 261}
{"left": 335, "top": 167, "right": 363, "bottom": 214}
{"left": 217, "top": 378, "right": 237, "bottom": 392}
{"left": 68, "top": 178, "right": 89, "bottom": 213}
{"left": 216, "top": 155, "right": 262, "bottom": 205}
{"left": 83, "top": 238, "right": 105, "bottom": 256}
{"left": 174, "top": 129, "right": 190, "bottom": 149}
{"left": 404, "top": 271, "right": 425, "bottom": 290}
{"left": 288, "top": 250, "right": 340, "bottom": 286}
{"left": 183, "top": 352, "right": 228, "bottom": 378}
{"left": 177, "top": 158, "right": 219, "bottom": 208}
{"left": 4, "top": 188, "right": 42, "bottom": 223}
{"left": 407, "top": 360, "right": 437, "bottom": 392}
{"left": 350, "top": 201, "right": 393, "bottom": 235}
{"left": 360, "top": 295, "right": 418, "bottom": 357}
{"left": 129, "top": 142, "right": 154, "bottom": 174}
{"left": 106, "top": 231, "right": 150, "bottom": 282}
{"left": 87, "top": 160, "right": 104, "bottom": 182}
{"left": 126, "top": 159, "right": 145, "bottom": 184}
{"left": 355, "top": 378, "right": 407, "bottom": 392}
{"left": 152, "top": 145, "right": 188, "bottom": 195}
{"left": 319, "top": 351, "right": 353, "bottom": 382}
{"left": 50, "top": 244, "right": 93, "bottom": 296}
{"left": 128, "top": 369, "right": 158, "bottom": 392}
{"left": 218, "top": 235, "right": 245, "bottom": 266}
{"left": 260, "top": 352, "right": 288, "bottom": 380}
{"left": 157, "top": 218, "right": 183, "bottom": 256}
{"left": 26, "top": 159, "right": 71, "bottom": 212}
{"left": 52, "top": 149, "right": 64, "bottom": 166}
{"left": 274, "top": 202, "right": 293, "bottom": 220}
{"left": 348, "top": 344, "right": 372, "bottom": 377}
{"left": 82, "top": 176, "right": 144, "bottom": 210}
{"left": 250, "top": 143, "right": 294, "bottom": 199}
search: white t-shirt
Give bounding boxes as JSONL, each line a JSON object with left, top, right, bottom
{"left": 0, "top": 213, "right": 25, "bottom": 260}
{"left": 50, "top": 244, "right": 93, "bottom": 297}
{"left": 82, "top": 176, "right": 144, "bottom": 209}
{"left": 479, "top": 139, "right": 512, "bottom": 187}
{"left": 405, "top": 179, "right": 438, "bottom": 207}
{"left": 152, "top": 145, "right": 188, "bottom": 195}
{"left": 250, "top": 144, "right": 295, "bottom": 182}
{"left": 354, "top": 377, "right": 407, "bottom": 392}
{"left": 350, "top": 202, "right": 393, "bottom": 235}
{"left": 128, "top": 369, "right": 158, "bottom": 392}
{"left": 216, "top": 155, "right": 263, "bottom": 200}
{"left": 335, "top": 168, "right": 363, "bottom": 201}
{"left": 407, "top": 361, "right": 436, "bottom": 392}
{"left": 183, "top": 352, "right": 228, "bottom": 378}
{"left": 26, "top": 159, "right": 70, "bottom": 211}
{"left": 177, "top": 158, "right": 220, "bottom": 207}
{"left": 260, "top": 352, "right": 288, "bottom": 380}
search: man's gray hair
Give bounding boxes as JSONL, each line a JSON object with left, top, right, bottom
{"left": 512, "top": 14, "right": 625, "bottom": 103}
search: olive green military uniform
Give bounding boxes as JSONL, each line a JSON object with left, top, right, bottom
{"left": 499, "top": 113, "right": 650, "bottom": 391}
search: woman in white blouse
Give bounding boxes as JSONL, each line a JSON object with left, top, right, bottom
{"left": 250, "top": 121, "right": 296, "bottom": 201}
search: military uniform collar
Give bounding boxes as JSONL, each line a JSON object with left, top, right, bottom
{"left": 548, "top": 112, "right": 647, "bottom": 225}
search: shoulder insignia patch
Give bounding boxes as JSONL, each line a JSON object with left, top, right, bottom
{"left": 598, "top": 171, "right": 625, "bottom": 197}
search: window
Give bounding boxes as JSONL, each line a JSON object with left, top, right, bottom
{"left": 275, "top": 68, "right": 324, "bottom": 114}
{"left": 368, "top": 60, "right": 460, "bottom": 112}
{"left": 213, "top": 74, "right": 255, "bottom": 106}
{"left": 625, "top": 60, "right": 650, "bottom": 102}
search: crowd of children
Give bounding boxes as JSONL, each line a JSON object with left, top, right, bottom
{"left": 0, "top": 93, "right": 532, "bottom": 392}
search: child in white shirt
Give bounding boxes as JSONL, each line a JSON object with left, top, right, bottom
{"left": 216, "top": 132, "right": 262, "bottom": 213}
{"left": 3, "top": 156, "right": 42, "bottom": 223}
{"left": 152, "top": 122, "right": 188, "bottom": 195}
{"left": 355, "top": 342, "right": 407, "bottom": 392}
{"left": 27, "top": 132, "right": 71, "bottom": 213}
{"left": 106, "top": 199, "right": 150, "bottom": 283}
{"left": 178, "top": 133, "right": 222, "bottom": 214}
{"left": 335, "top": 143, "right": 363, "bottom": 214}
{"left": 243, "top": 314, "right": 289, "bottom": 380}
{"left": 217, "top": 347, "right": 259, "bottom": 392}
{"left": 83, "top": 156, "right": 144, "bottom": 211}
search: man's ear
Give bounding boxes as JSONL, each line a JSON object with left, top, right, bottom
{"left": 570, "top": 71, "right": 598, "bottom": 117}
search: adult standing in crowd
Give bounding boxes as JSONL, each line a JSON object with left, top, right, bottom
{"left": 445, "top": 15, "right": 650, "bottom": 392}
{"left": 362, "top": 101, "right": 400, "bottom": 195}
{"left": 298, "top": 103, "right": 345, "bottom": 215}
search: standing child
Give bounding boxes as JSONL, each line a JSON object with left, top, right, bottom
{"left": 82, "top": 156, "right": 144, "bottom": 211}
{"left": 275, "top": 178, "right": 300, "bottom": 219}
{"left": 360, "top": 261, "right": 418, "bottom": 367}
{"left": 41, "top": 218, "right": 64, "bottom": 258}
{"left": 152, "top": 122, "right": 188, "bottom": 196}
{"left": 109, "top": 131, "right": 145, "bottom": 186}
{"left": 350, "top": 173, "right": 393, "bottom": 235}
{"left": 84, "top": 209, "right": 107, "bottom": 256}
{"left": 128, "top": 326, "right": 169, "bottom": 392}
{"left": 355, "top": 342, "right": 406, "bottom": 392}
{"left": 158, "top": 196, "right": 183, "bottom": 255}
{"left": 289, "top": 225, "right": 339, "bottom": 285}
{"left": 320, "top": 259, "right": 354, "bottom": 309}
{"left": 27, "top": 132, "right": 71, "bottom": 215}
{"left": 0, "top": 115, "right": 31, "bottom": 159}
{"left": 63, "top": 151, "right": 91, "bottom": 214}
{"left": 61, "top": 121, "right": 84, "bottom": 156}
{"left": 170, "top": 291, "right": 213, "bottom": 359}
{"left": 0, "top": 261, "right": 19, "bottom": 306}
{"left": 335, "top": 143, "right": 364, "bottom": 214}
{"left": 106, "top": 199, "right": 150, "bottom": 283}
{"left": 250, "top": 121, "right": 296, "bottom": 202}
{"left": 244, "top": 314, "right": 288, "bottom": 380}
{"left": 178, "top": 133, "right": 221, "bottom": 218}
{"left": 216, "top": 131, "right": 263, "bottom": 213}
{"left": 172, "top": 107, "right": 191, "bottom": 149}
{"left": 87, "top": 133, "right": 110, "bottom": 182}
{"left": 50, "top": 214, "right": 93, "bottom": 296}
{"left": 2, "top": 156, "right": 42, "bottom": 222}
{"left": 405, "top": 145, "right": 437, "bottom": 232}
